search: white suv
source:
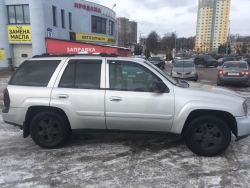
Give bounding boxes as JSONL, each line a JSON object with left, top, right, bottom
{"left": 2, "top": 53, "right": 250, "bottom": 157}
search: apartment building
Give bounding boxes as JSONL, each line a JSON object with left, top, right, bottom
{"left": 195, "top": 0, "right": 231, "bottom": 52}
{"left": 117, "top": 17, "right": 137, "bottom": 47}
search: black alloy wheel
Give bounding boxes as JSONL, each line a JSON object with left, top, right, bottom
{"left": 184, "top": 115, "right": 231, "bottom": 157}
{"left": 193, "top": 124, "right": 223, "bottom": 151}
{"left": 30, "top": 111, "right": 70, "bottom": 149}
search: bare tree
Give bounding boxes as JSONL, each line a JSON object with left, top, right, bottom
{"left": 146, "top": 31, "right": 161, "bottom": 55}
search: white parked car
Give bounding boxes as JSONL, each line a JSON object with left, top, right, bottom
{"left": 2, "top": 53, "right": 250, "bottom": 157}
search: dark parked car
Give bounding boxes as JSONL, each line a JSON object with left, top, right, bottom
{"left": 218, "top": 57, "right": 236, "bottom": 66}
{"left": 243, "top": 58, "right": 250, "bottom": 65}
{"left": 194, "top": 55, "right": 218, "bottom": 67}
{"left": 217, "top": 61, "right": 250, "bottom": 86}
{"left": 148, "top": 56, "right": 165, "bottom": 69}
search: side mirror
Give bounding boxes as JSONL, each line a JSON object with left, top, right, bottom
{"left": 152, "top": 81, "right": 168, "bottom": 93}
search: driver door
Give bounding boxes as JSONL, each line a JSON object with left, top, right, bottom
{"left": 105, "top": 59, "right": 175, "bottom": 132}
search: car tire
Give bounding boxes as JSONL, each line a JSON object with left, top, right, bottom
{"left": 184, "top": 115, "right": 231, "bottom": 157}
{"left": 217, "top": 79, "right": 222, "bottom": 86}
{"left": 30, "top": 111, "right": 70, "bottom": 149}
{"left": 195, "top": 75, "right": 198, "bottom": 82}
{"left": 204, "top": 62, "right": 208, "bottom": 68}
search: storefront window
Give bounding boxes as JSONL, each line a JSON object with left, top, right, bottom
{"left": 7, "top": 5, "right": 30, "bottom": 24}
{"left": 8, "top": 6, "right": 15, "bottom": 23}
{"left": 92, "top": 16, "right": 106, "bottom": 34}
{"left": 24, "top": 5, "right": 30, "bottom": 23}
{"left": 109, "top": 21, "right": 114, "bottom": 36}
{"left": 16, "top": 6, "right": 24, "bottom": 23}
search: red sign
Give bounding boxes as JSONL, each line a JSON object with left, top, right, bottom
{"left": 46, "top": 38, "right": 131, "bottom": 57}
{"left": 74, "top": 3, "right": 101, "bottom": 12}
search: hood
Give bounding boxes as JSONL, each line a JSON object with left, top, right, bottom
{"left": 186, "top": 82, "right": 244, "bottom": 98}
{"left": 150, "top": 61, "right": 160, "bottom": 63}
{"left": 172, "top": 67, "right": 196, "bottom": 72}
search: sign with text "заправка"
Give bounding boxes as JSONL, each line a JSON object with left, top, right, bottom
{"left": 8, "top": 25, "right": 32, "bottom": 43}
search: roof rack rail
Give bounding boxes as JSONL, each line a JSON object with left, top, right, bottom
{"left": 32, "top": 52, "right": 121, "bottom": 58}
{"left": 32, "top": 53, "right": 73, "bottom": 58}
{"left": 74, "top": 52, "right": 120, "bottom": 57}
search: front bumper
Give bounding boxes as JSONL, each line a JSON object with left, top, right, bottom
{"left": 206, "top": 61, "right": 218, "bottom": 66}
{"left": 172, "top": 72, "right": 197, "bottom": 80}
{"left": 235, "top": 115, "right": 250, "bottom": 140}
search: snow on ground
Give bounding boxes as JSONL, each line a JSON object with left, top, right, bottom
{"left": 1, "top": 74, "right": 250, "bottom": 187}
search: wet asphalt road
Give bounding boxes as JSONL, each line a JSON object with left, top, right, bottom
{"left": 1, "top": 66, "right": 250, "bottom": 188}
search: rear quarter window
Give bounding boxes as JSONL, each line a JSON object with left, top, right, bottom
{"left": 9, "top": 60, "right": 60, "bottom": 86}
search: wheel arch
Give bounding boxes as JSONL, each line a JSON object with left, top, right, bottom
{"left": 24, "top": 106, "right": 71, "bottom": 138}
{"left": 181, "top": 109, "right": 237, "bottom": 136}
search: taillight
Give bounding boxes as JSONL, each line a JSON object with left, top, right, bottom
{"left": 242, "top": 71, "right": 249, "bottom": 75}
{"left": 3, "top": 88, "right": 10, "bottom": 108}
{"left": 219, "top": 70, "right": 226, "bottom": 75}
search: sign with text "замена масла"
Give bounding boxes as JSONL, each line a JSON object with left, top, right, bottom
{"left": 8, "top": 25, "right": 32, "bottom": 43}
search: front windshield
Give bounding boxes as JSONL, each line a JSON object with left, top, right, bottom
{"left": 149, "top": 57, "right": 161, "bottom": 61}
{"left": 144, "top": 60, "right": 178, "bottom": 85}
{"left": 174, "top": 61, "right": 194, "bottom": 67}
{"left": 223, "top": 62, "right": 247, "bottom": 69}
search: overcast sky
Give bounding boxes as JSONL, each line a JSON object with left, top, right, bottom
{"left": 89, "top": 0, "right": 250, "bottom": 39}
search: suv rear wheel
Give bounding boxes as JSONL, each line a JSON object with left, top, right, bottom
{"left": 30, "top": 111, "right": 69, "bottom": 149}
{"left": 184, "top": 115, "right": 231, "bottom": 157}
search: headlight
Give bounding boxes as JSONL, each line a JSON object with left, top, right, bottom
{"left": 172, "top": 71, "right": 177, "bottom": 75}
{"left": 243, "top": 101, "right": 249, "bottom": 116}
{"left": 191, "top": 71, "right": 196, "bottom": 74}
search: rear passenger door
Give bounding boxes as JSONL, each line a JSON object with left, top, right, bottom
{"left": 50, "top": 58, "right": 106, "bottom": 130}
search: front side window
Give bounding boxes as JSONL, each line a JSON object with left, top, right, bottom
{"left": 59, "top": 60, "right": 102, "bottom": 89}
{"left": 109, "top": 61, "right": 160, "bottom": 92}
{"left": 9, "top": 60, "right": 60, "bottom": 86}
{"left": 8, "top": 5, "right": 30, "bottom": 24}
{"left": 92, "top": 16, "right": 106, "bottom": 34}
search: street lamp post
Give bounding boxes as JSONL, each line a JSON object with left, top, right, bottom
{"left": 175, "top": 31, "right": 177, "bottom": 55}
{"left": 112, "top": 4, "right": 116, "bottom": 10}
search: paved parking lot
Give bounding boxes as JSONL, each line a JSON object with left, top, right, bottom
{"left": 1, "top": 65, "right": 250, "bottom": 188}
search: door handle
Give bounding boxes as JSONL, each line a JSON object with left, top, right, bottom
{"left": 57, "top": 94, "right": 69, "bottom": 99}
{"left": 110, "top": 96, "right": 122, "bottom": 102}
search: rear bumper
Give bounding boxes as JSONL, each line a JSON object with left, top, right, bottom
{"left": 4, "top": 120, "right": 23, "bottom": 130}
{"left": 218, "top": 75, "right": 250, "bottom": 83}
{"left": 235, "top": 115, "right": 250, "bottom": 140}
{"left": 2, "top": 107, "right": 26, "bottom": 129}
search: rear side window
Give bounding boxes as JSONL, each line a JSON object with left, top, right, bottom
{"left": 223, "top": 62, "right": 247, "bottom": 69}
{"left": 9, "top": 60, "right": 60, "bottom": 86}
{"left": 59, "top": 59, "right": 102, "bottom": 89}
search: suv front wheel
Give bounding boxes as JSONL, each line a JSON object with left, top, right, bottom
{"left": 184, "top": 115, "right": 231, "bottom": 157}
{"left": 30, "top": 111, "right": 70, "bottom": 149}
